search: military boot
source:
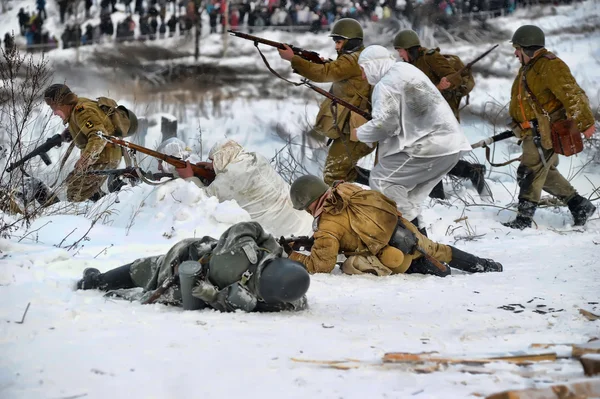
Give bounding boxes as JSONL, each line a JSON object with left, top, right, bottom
{"left": 449, "top": 160, "right": 487, "bottom": 195}
{"left": 567, "top": 195, "right": 597, "bottom": 226}
{"left": 502, "top": 199, "right": 537, "bottom": 230}
{"left": 428, "top": 181, "right": 446, "bottom": 200}
{"left": 448, "top": 246, "right": 503, "bottom": 273}
{"left": 76, "top": 268, "right": 101, "bottom": 290}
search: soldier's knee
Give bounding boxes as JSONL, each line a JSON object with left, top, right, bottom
{"left": 516, "top": 165, "right": 535, "bottom": 190}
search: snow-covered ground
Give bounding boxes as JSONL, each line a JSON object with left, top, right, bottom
{"left": 1, "top": 1, "right": 600, "bottom": 398}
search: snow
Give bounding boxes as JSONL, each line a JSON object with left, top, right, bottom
{"left": 2, "top": 1, "right": 600, "bottom": 398}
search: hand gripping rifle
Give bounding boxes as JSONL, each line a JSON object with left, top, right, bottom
{"left": 228, "top": 30, "right": 326, "bottom": 64}
{"left": 6, "top": 133, "right": 64, "bottom": 173}
{"left": 95, "top": 133, "right": 216, "bottom": 183}
{"left": 278, "top": 235, "right": 315, "bottom": 251}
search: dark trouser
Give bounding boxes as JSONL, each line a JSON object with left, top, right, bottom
{"left": 96, "top": 264, "right": 135, "bottom": 291}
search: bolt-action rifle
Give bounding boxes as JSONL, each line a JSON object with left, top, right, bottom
{"left": 445, "top": 44, "right": 499, "bottom": 84}
{"left": 301, "top": 79, "right": 372, "bottom": 121}
{"left": 278, "top": 235, "right": 315, "bottom": 251}
{"left": 470, "top": 130, "right": 515, "bottom": 149}
{"left": 95, "top": 133, "right": 216, "bottom": 183}
{"left": 228, "top": 30, "right": 326, "bottom": 64}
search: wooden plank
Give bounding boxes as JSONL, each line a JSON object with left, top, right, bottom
{"left": 485, "top": 378, "right": 600, "bottom": 399}
{"left": 572, "top": 341, "right": 600, "bottom": 358}
{"left": 382, "top": 351, "right": 556, "bottom": 365}
{"left": 580, "top": 354, "right": 600, "bottom": 376}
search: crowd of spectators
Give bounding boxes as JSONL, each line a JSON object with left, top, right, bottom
{"left": 2, "top": 0, "right": 575, "bottom": 55}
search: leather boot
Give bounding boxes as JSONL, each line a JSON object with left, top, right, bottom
{"left": 449, "top": 160, "right": 487, "bottom": 195}
{"left": 76, "top": 268, "right": 101, "bottom": 290}
{"left": 449, "top": 246, "right": 503, "bottom": 273}
{"left": 76, "top": 264, "right": 135, "bottom": 291}
{"left": 567, "top": 195, "right": 596, "bottom": 226}
{"left": 502, "top": 199, "right": 537, "bottom": 230}
{"left": 428, "top": 181, "right": 446, "bottom": 200}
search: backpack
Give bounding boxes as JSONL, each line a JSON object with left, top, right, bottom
{"left": 96, "top": 97, "right": 138, "bottom": 137}
{"left": 442, "top": 54, "right": 476, "bottom": 97}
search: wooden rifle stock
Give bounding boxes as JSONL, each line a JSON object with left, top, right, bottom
{"left": 95, "top": 133, "right": 216, "bottom": 183}
{"left": 302, "top": 80, "right": 372, "bottom": 120}
{"left": 228, "top": 30, "right": 326, "bottom": 64}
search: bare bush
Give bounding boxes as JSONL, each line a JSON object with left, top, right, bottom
{"left": 0, "top": 41, "right": 52, "bottom": 238}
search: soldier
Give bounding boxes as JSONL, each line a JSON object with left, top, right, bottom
{"left": 285, "top": 175, "right": 503, "bottom": 276}
{"left": 277, "top": 18, "right": 374, "bottom": 185}
{"left": 42, "top": 84, "right": 124, "bottom": 204}
{"left": 77, "top": 221, "right": 310, "bottom": 313}
{"left": 393, "top": 29, "right": 488, "bottom": 198}
{"left": 503, "top": 25, "right": 596, "bottom": 229}
{"left": 352, "top": 45, "right": 471, "bottom": 233}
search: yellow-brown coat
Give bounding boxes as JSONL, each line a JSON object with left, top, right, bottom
{"left": 509, "top": 49, "right": 594, "bottom": 147}
{"left": 291, "top": 48, "right": 371, "bottom": 139}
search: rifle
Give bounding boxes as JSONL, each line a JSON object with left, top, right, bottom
{"left": 86, "top": 166, "right": 172, "bottom": 180}
{"left": 6, "top": 133, "right": 64, "bottom": 173}
{"left": 302, "top": 79, "right": 372, "bottom": 120}
{"left": 470, "top": 130, "right": 515, "bottom": 149}
{"left": 446, "top": 44, "right": 499, "bottom": 84}
{"left": 278, "top": 235, "right": 315, "bottom": 251}
{"left": 142, "top": 275, "right": 179, "bottom": 305}
{"left": 95, "top": 133, "right": 216, "bottom": 183}
{"left": 228, "top": 30, "right": 326, "bottom": 64}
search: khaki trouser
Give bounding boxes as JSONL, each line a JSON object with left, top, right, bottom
{"left": 342, "top": 217, "right": 453, "bottom": 276}
{"left": 323, "top": 134, "right": 375, "bottom": 185}
{"left": 518, "top": 135, "right": 576, "bottom": 204}
{"left": 66, "top": 158, "right": 121, "bottom": 202}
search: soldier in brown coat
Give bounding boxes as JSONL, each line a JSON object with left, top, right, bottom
{"left": 503, "top": 25, "right": 596, "bottom": 229}
{"left": 43, "top": 84, "right": 123, "bottom": 203}
{"left": 393, "top": 30, "right": 488, "bottom": 199}
{"left": 284, "top": 175, "right": 503, "bottom": 276}
{"left": 278, "top": 19, "right": 374, "bottom": 185}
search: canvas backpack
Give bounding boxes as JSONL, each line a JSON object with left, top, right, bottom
{"left": 96, "top": 97, "right": 138, "bottom": 137}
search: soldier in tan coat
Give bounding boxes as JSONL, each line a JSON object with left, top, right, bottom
{"left": 393, "top": 30, "right": 488, "bottom": 198}
{"left": 43, "top": 84, "right": 123, "bottom": 203}
{"left": 278, "top": 18, "right": 374, "bottom": 185}
{"left": 284, "top": 175, "right": 503, "bottom": 276}
{"left": 504, "top": 25, "right": 596, "bottom": 229}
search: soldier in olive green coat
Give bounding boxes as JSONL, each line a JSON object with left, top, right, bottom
{"left": 278, "top": 18, "right": 374, "bottom": 185}
{"left": 503, "top": 25, "right": 596, "bottom": 229}
{"left": 43, "top": 84, "right": 123, "bottom": 203}
{"left": 393, "top": 29, "right": 488, "bottom": 199}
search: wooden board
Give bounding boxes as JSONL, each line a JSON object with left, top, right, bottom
{"left": 382, "top": 351, "right": 557, "bottom": 365}
{"left": 485, "top": 378, "right": 600, "bottom": 399}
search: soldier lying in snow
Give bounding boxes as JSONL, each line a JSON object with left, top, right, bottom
{"left": 76, "top": 222, "right": 310, "bottom": 313}
{"left": 159, "top": 138, "right": 313, "bottom": 238}
{"left": 285, "top": 175, "right": 503, "bottom": 277}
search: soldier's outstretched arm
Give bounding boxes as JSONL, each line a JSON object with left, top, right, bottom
{"left": 291, "top": 54, "right": 358, "bottom": 83}
{"left": 288, "top": 231, "right": 340, "bottom": 274}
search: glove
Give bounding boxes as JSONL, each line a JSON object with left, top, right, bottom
{"left": 279, "top": 236, "right": 294, "bottom": 256}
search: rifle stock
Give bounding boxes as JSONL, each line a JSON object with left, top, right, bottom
{"left": 228, "top": 30, "right": 326, "bottom": 64}
{"left": 95, "top": 133, "right": 216, "bottom": 183}
{"left": 6, "top": 134, "right": 63, "bottom": 173}
{"left": 302, "top": 80, "right": 372, "bottom": 120}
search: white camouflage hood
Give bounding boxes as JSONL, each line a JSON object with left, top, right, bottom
{"left": 209, "top": 139, "right": 245, "bottom": 174}
{"left": 358, "top": 45, "right": 396, "bottom": 85}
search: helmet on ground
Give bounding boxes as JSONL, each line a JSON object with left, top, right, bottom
{"left": 511, "top": 25, "right": 545, "bottom": 47}
{"left": 393, "top": 29, "right": 420, "bottom": 49}
{"left": 329, "top": 18, "right": 364, "bottom": 40}
{"left": 290, "top": 175, "right": 329, "bottom": 210}
{"left": 259, "top": 258, "right": 310, "bottom": 303}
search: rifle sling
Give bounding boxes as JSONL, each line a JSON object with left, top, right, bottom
{"left": 254, "top": 42, "right": 303, "bottom": 86}
{"left": 484, "top": 145, "right": 521, "bottom": 167}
